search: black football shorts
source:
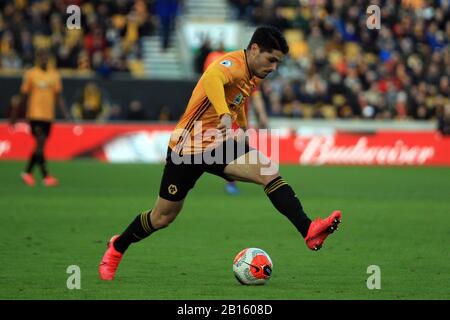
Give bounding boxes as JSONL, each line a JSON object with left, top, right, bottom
{"left": 29, "top": 120, "right": 52, "bottom": 138}
{"left": 159, "top": 139, "right": 253, "bottom": 201}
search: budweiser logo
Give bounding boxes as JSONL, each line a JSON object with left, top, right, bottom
{"left": 296, "top": 136, "right": 435, "bottom": 165}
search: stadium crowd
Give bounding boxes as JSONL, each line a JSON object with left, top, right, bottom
{"left": 1, "top": 0, "right": 449, "bottom": 122}
{"left": 0, "top": 0, "right": 182, "bottom": 121}
{"left": 228, "top": 0, "right": 450, "bottom": 121}
{"left": 0, "top": 0, "right": 162, "bottom": 75}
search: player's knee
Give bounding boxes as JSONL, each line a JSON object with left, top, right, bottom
{"left": 153, "top": 214, "right": 175, "bottom": 229}
{"left": 34, "top": 149, "right": 44, "bottom": 161}
{"left": 260, "top": 172, "right": 280, "bottom": 186}
{"left": 152, "top": 207, "right": 180, "bottom": 229}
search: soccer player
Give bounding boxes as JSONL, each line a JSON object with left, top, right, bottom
{"left": 9, "top": 49, "right": 71, "bottom": 187}
{"left": 99, "top": 26, "right": 342, "bottom": 281}
{"left": 203, "top": 44, "right": 269, "bottom": 195}
{"left": 225, "top": 88, "right": 268, "bottom": 195}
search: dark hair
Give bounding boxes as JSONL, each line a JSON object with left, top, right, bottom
{"left": 247, "top": 25, "right": 289, "bottom": 54}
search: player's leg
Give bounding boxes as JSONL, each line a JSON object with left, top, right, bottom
{"left": 40, "top": 122, "right": 59, "bottom": 187}
{"left": 33, "top": 123, "right": 49, "bottom": 178}
{"left": 99, "top": 150, "right": 204, "bottom": 280}
{"left": 224, "top": 149, "right": 312, "bottom": 236}
{"left": 24, "top": 135, "right": 39, "bottom": 175}
{"left": 113, "top": 196, "right": 184, "bottom": 253}
{"left": 99, "top": 196, "right": 185, "bottom": 281}
{"left": 38, "top": 122, "right": 59, "bottom": 186}
{"left": 224, "top": 149, "right": 341, "bottom": 251}
{"left": 25, "top": 121, "right": 57, "bottom": 186}
{"left": 22, "top": 122, "right": 40, "bottom": 185}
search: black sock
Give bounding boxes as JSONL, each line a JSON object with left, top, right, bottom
{"left": 37, "top": 154, "right": 48, "bottom": 178}
{"left": 264, "top": 177, "right": 311, "bottom": 238}
{"left": 113, "top": 210, "right": 156, "bottom": 253}
{"left": 25, "top": 153, "right": 38, "bottom": 173}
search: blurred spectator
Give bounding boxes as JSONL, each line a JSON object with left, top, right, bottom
{"left": 0, "top": 30, "right": 22, "bottom": 69}
{"left": 203, "top": 42, "right": 226, "bottom": 71}
{"left": 0, "top": 0, "right": 154, "bottom": 74}
{"left": 126, "top": 99, "right": 147, "bottom": 120}
{"left": 19, "top": 29, "right": 35, "bottom": 68}
{"left": 158, "top": 105, "right": 172, "bottom": 121}
{"left": 227, "top": 0, "right": 450, "bottom": 120}
{"left": 156, "top": 0, "right": 180, "bottom": 51}
{"left": 84, "top": 25, "right": 107, "bottom": 61}
{"left": 437, "top": 103, "right": 450, "bottom": 135}
{"left": 194, "top": 37, "right": 212, "bottom": 75}
{"left": 280, "top": 82, "right": 302, "bottom": 118}
{"left": 251, "top": 0, "right": 290, "bottom": 29}
{"left": 229, "top": 0, "right": 254, "bottom": 20}
{"left": 5, "top": 94, "right": 25, "bottom": 120}
{"left": 108, "top": 103, "right": 123, "bottom": 121}
{"left": 71, "top": 81, "right": 111, "bottom": 121}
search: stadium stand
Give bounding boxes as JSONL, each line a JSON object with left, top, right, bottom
{"left": 0, "top": 0, "right": 157, "bottom": 76}
{"left": 228, "top": 0, "right": 450, "bottom": 120}
{"left": 0, "top": 0, "right": 448, "bottom": 121}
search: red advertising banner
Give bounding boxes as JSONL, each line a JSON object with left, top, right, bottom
{"left": 277, "top": 132, "right": 450, "bottom": 165}
{"left": 0, "top": 122, "right": 174, "bottom": 162}
{"left": 1, "top": 123, "right": 449, "bottom": 166}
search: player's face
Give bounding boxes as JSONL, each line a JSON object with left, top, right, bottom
{"left": 249, "top": 44, "right": 284, "bottom": 79}
{"left": 37, "top": 52, "right": 49, "bottom": 69}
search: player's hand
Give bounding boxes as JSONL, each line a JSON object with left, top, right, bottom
{"left": 217, "top": 113, "right": 232, "bottom": 139}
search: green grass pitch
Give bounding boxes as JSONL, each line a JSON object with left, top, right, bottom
{"left": 0, "top": 161, "right": 449, "bottom": 300}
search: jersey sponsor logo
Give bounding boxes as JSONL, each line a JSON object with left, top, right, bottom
{"left": 168, "top": 184, "right": 178, "bottom": 195}
{"left": 232, "top": 93, "right": 243, "bottom": 106}
{"left": 220, "top": 60, "right": 232, "bottom": 67}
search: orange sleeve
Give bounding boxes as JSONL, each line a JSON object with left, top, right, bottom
{"left": 202, "top": 67, "right": 231, "bottom": 117}
{"left": 20, "top": 70, "right": 32, "bottom": 94}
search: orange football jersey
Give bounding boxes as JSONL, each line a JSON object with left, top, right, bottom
{"left": 169, "top": 50, "right": 261, "bottom": 154}
{"left": 21, "top": 67, "right": 62, "bottom": 122}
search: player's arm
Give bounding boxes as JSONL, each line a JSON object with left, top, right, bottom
{"left": 9, "top": 100, "right": 19, "bottom": 126}
{"left": 202, "top": 67, "right": 232, "bottom": 135}
{"left": 251, "top": 90, "right": 268, "bottom": 129}
{"left": 11, "top": 71, "right": 32, "bottom": 125}
{"left": 235, "top": 107, "right": 249, "bottom": 144}
{"left": 236, "top": 108, "right": 247, "bottom": 131}
{"left": 9, "top": 94, "right": 26, "bottom": 126}
{"left": 202, "top": 67, "right": 231, "bottom": 117}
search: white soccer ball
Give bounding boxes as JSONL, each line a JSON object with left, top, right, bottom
{"left": 232, "top": 248, "right": 273, "bottom": 285}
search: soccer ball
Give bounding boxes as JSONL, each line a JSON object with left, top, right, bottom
{"left": 232, "top": 248, "right": 273, "bottom": 285}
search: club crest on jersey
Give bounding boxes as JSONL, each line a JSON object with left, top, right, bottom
{"left": 220, "top": 60, "right": 232, "bottom": 67}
